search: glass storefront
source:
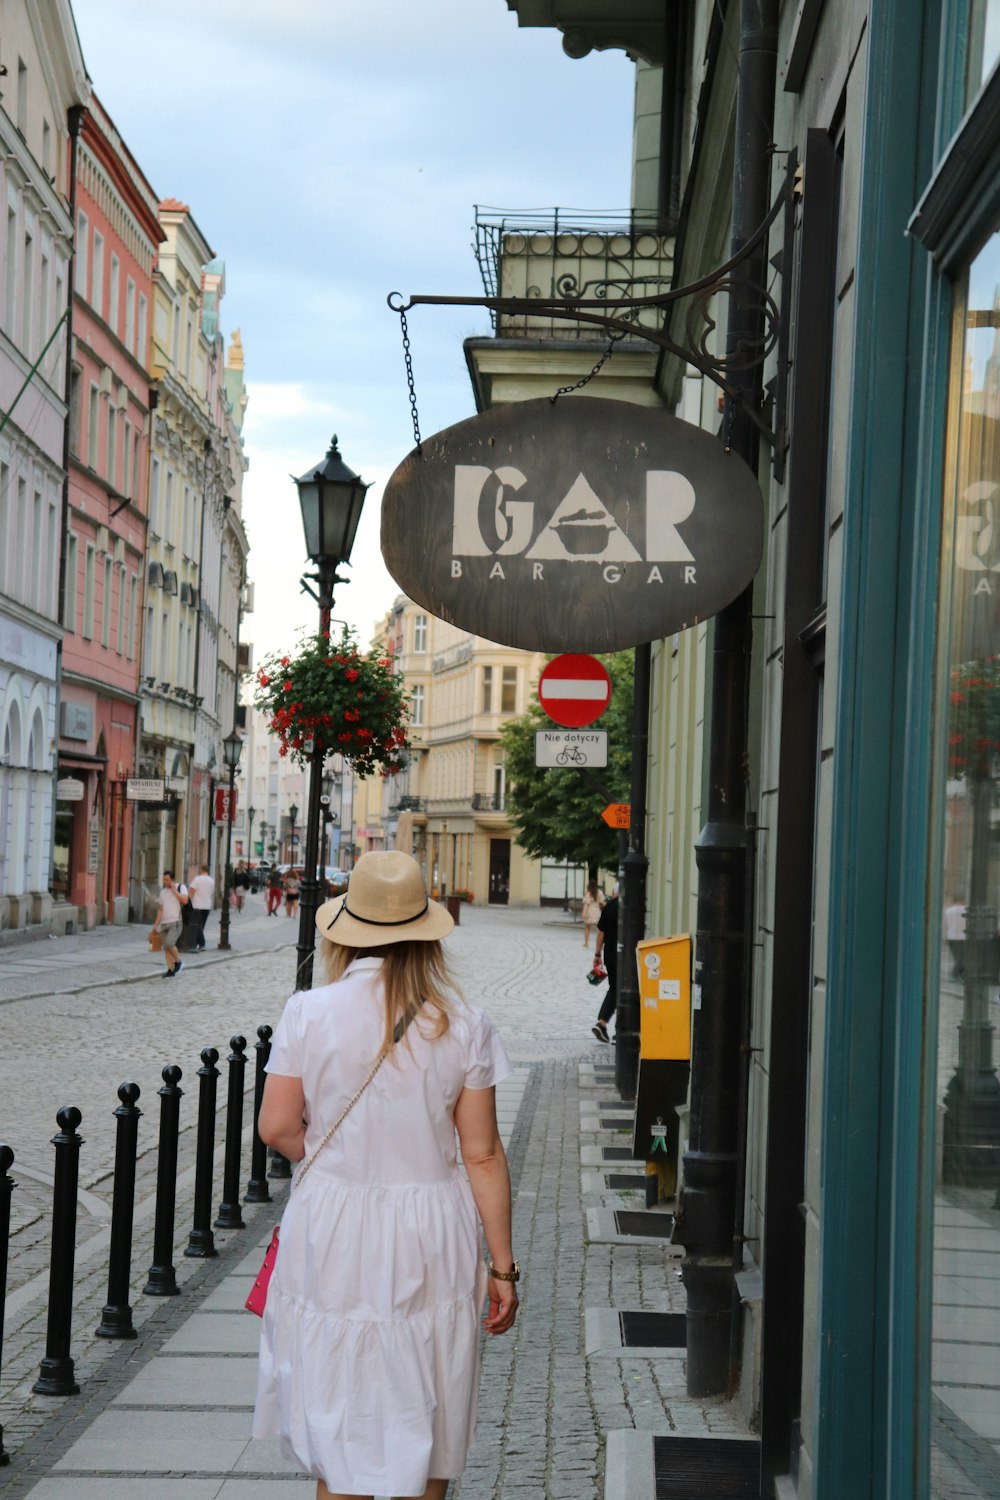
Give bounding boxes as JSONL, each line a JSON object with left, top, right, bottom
{"left": 932, "top": 227, "right": 1000, "bottom": 1498}
{"left": 51, "top": 803, "right": 74, "bottom": 900}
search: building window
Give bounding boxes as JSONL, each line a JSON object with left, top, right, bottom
{"left": 16, "top": 58, "right": 27, "bottom": 135}
{"left": 413, "top": 614, "right": 428, "bottom": 653}
{"left": 411, "top": 684, "right": 425, "bottom": 727}
{"left": 123, "top": 420, "right": 132, "bottom": 498}
{"left": 88, "top": 382, "right": 99, "bottom": 469}
{"left": 138, "top": 293, "right": 148, "bottom": 361}
{"left": 107, "top": 405, "right": 117, "bottom": 487}
{"left": 149, "top": 457, "right": 160, "bottom": 533}
{"left": 109, "top": 254, "right": 120, "bottom": 336}
{"left": 75, "top": 210, "right": 88, "bottom": 296}
{"left": 164, "top": 470, "right": 174, "bottom": 537}
{"left": 125, "top": 277, "right": 136, "bottom": 353}
{"left": 127, "top": 574, "right": 138, "bottom": 659}
{"left": 481, "top": 665, "right": 493, "bottom": 713}
{"left": 6, "top": 208, "right": 17, "bottom": 330}
{"left": 83, "top": 543, "right": 95, "bottom": 639}
{"left": 42, "top": 118, "right": 52, "bottom": 178}
{"left": 21, "top": 227, "right": 32, "bottom": 354}
{"left": 501, "top": 665, "right": 517, "bottom": 714}
{"left": 65, "top": 531, "right": 78, "bottom": 632}
{"left": 92, "top": 230, "right": 104, "bottom": 316}
{"left": 132, "top": 427, "right": 141, "bottom": 500}
{"left": 31, "top": 490, "right": 42, "bottom": 608}
{"left": 39, "top": 247, "right": 49, "bottom": 363}
{"left": 929, "top": 226, "right": 1000, "bottom": 1483}
{"left": 102, "top": 555, "right": 113, "bottom": 648}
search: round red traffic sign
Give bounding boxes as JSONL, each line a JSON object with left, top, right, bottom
{"left": 538, "top": 654, "right": 612, "bottom": 728}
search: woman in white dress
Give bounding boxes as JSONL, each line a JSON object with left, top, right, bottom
{"left": 253, "top": 851, "right": 519, "bottom": 1500}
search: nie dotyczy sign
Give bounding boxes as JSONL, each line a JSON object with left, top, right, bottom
{"left": 381, "top": 397, "right": 764, "bottom": 653}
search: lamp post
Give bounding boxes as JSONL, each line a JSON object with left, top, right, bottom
{"left": 247, "top": 805, "right": 256, "bottom": 863}
{"left": 287, "top": 803, "right": 299, "bottom": 865}
{"left": 320, "top": 771, "right": 334, "bottom": 882}
{"left": 292, "top": 436, "right": 370, "bottom": 990}
{"left": 217, "top": 729, "right": 243, "bottom": 952}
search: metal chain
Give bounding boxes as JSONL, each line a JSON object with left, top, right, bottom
{"left": 398, "top": 307, "right": 423, "bottom": 453}
{"left": 550, "top": 328, "right": 627, "bottom": 404}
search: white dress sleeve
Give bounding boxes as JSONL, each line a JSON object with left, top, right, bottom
{"left": 265, "top": 994, "right": 304, "bottom": 1077}
{"left": 463, "top": 1008, "right": 512, "bottom": 1091}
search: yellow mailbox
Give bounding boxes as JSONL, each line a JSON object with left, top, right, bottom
{"left": 637, "top": 935, "right": 691, "bottom": 1062}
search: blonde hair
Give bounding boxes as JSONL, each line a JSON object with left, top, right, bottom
{"left": 317, "top": 936, "right": 456, "bottom": 1056}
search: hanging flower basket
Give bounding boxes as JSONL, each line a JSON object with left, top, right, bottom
{"left": 253, "top": 628, "right": 410, "bottom": 777}
{"left": 948, "top": 656, "right": 1000, "bottom": 779}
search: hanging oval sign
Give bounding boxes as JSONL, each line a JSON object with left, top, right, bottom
{"left": 380, "top": 396, "right": 764, "bottom": 653}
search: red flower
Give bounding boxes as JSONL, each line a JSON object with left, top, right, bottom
{"left": 281, "top": 656, "right": 290, "bottom": 667}
{"left": 346, "top": 668, "right": 359, "bottom": 683}
{"left": 338, "top": 732, "right": 352, "bottom": 742}
{"left": 283, "top": 680, "right": 293, "bottom": 692}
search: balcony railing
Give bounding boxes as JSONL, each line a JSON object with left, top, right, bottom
{"left": 474, "top": 206, "right": 674, "bottom": 342}
{"left": 471, "top": 793, "right": 505, "bottom": 813}
{"left": 394, "top": 796, "right": 427, "bottom": 813}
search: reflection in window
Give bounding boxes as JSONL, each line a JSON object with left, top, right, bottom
{"left": 967, "top": 0, "right": 1000, "bottom": 101}
{"left": 932, "top": 229, "right": 1000, "bottom": 1498}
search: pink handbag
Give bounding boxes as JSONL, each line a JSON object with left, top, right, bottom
{"left": 245, "top": 1226, "right": 279, "bottom": 1317}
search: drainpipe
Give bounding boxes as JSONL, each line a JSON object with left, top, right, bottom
{"left": 50, "top": 104, "right": 85, "bottom": 898}
{"left": 674, "top": 0, "right": 778, "bottom": 1398}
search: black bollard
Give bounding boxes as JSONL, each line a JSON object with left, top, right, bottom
{"left": 268, "top": 1148, "right": 292, "bottom": 1180}
{"left": 244, "top": 1026, "right": 272, "bottom": 1204}
{"left": 144, "top": 1065, "right": 183, "bottom": 1296}
{"left": 0, "top": 1144, "right": 15, "bottom": 1465}
{"left": 96, "top": 1083, "right": 142, "bottom": 1339}
{"left": 185, "top": 1048, "right": 220, "bottom": 1258}
{"left": 215, "top": 1036, "right": 247, "bottom": 1229}
{"left": 33, "top": 1107, "right": 83, "bottom": 1396}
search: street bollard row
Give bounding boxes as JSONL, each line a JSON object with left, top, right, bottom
{"left": 0, "top": 1023, "right": 279, "bottom": 1439}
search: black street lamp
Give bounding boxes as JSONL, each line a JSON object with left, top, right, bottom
{"left": 287, "top": 802, "right": 299, "bottom": 865}
{"left": 247, "top": 805, "right": 256, "bottom": 861}
{"left": 292, "top": 437, "right": 370, "bottom": 990}
{"left": 217, "top": 728, "right": 243, "bottom": 952}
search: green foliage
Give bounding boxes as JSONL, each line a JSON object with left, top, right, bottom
{"left": 500, "top": 651, "right": 634, "bottom": 875}
{"left": 253, "top": 627, "right": 410, "bottom": 779}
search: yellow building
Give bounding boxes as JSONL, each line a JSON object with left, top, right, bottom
{"left": 357, "top": 597, "right": 548, "bottom": 906}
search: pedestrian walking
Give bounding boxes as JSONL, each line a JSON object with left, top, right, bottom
{"left": 233, "top": 861, "right": 251, "bottom": 913}
{"left": 581, "top": 878, "right": 605, "bottom": 948}
{"left": 152, "top": 871, "right": 186, "bottom": 978}
{"left": 283, "top": 869, "right": 300, "bottom": 918}
{"left": 266, "top": 864, "right": 283, "bottom": 916}
{"left": 591, "top": 885, "right": 619, "bottom": 1042}
{"left": 189, "top": 864, "right": 215, "bottom": 950}
{"left": 253, "top": 850, "right": 518, "bottom": 1500}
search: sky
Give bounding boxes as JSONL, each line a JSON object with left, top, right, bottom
{"left": 71, "top": 0, "right": 637, "bottom": 660}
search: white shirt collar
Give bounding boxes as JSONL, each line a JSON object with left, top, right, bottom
{"left": 343, "top": 955, "right": 384, "bottom": 975}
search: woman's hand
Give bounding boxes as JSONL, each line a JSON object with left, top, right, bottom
{"left": 484, "top": 1276, "right": 519, "bottom": 1335}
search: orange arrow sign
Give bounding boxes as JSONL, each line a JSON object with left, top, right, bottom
{"left": 602, "top": 803, "right": 631, "bottom": 829}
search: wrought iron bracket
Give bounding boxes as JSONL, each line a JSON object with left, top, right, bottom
{"left": 390, "top": 153, "right": 799, "bottom": 479}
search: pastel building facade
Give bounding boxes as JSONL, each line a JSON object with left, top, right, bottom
{"left": 0, "top": 0, "right": 88, "bottom": 935}
{"left": 57, "top": 92, "right": 161, "bottom": 928}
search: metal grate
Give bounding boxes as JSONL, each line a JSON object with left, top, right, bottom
{"left": 613, "top": 1211, "right": 675, "bottom": 1238}
{"left": 601, "top": 1146, "right": 635, "bottom": 1161}
{"left": 606, "top": 1172, "right": 648, "bottom": 1190}
{"left": 620, "top": 1311, "right": 686, "bottom": 1348}
{"left": 653, "top": 1437, "right": 760, "bottom": 1498}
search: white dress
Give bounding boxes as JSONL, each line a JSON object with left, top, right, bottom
{"left": 252, "top": 956, "right": 511, "bottom": 1496}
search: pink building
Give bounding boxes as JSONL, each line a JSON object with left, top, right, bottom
{"left": 56, "top": 95, "right": 163, "bottom": 927}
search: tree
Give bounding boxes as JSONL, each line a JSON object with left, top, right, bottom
{"left": 500, "top": 651, "right": 634, "bottom": 879}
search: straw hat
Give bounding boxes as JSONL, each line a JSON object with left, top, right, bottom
{"left": 315, "top": 850, "right": 454, "bottom": 947}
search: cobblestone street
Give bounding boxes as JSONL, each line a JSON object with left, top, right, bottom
{"left": 0, "top": 899, "right": 750, "bottom": 1498}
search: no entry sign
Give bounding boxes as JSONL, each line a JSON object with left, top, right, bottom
{"left": 538, "top": 654, "right": 611, "bottom": 728}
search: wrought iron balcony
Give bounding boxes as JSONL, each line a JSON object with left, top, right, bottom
{"left": 474, "top": 207, "right": 674, "bottom": 342}
{"left": 471, "top": 793, "right": 505, "bottom": 813}
{"left": 395, "top": 795, "right": 427, "bottom": 813}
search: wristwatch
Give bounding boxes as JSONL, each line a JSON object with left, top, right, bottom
{"left": 487, "top": 1260, "right": 520, "bottom": 1282}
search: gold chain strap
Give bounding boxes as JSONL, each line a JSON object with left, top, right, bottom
{"left": 294, "top": 1047, "right": 390, "bottom": 1189}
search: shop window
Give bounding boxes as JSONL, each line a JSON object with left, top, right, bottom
{"left": 966, "top": 0, "right": 1000, "bottom": 100}
{"left": 929, "top": 226, "right": 1000, "bottom": 1494}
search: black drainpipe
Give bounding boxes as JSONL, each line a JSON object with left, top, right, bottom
{"left": 673, "top": 0, "right": 778, "bottom": 1397}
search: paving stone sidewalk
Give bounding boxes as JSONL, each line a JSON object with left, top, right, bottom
{"left": 1, "top": 1054, "right": 752, "bottom": 1500}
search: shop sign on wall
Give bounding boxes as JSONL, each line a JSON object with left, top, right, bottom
{"left": 381, "top": 397, "right": 764, "bottom": 653}
{"left": 56, "top": 777, "right": 85, "bottom": 802}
